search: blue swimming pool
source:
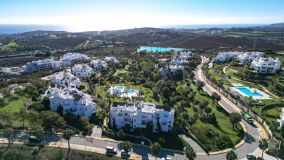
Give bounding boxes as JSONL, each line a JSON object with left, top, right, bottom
{"left": 127, "top": 89, "right": 138, "bottom": 94}
{"left": 236, "top": 87, "right": 262, "bottom": 97}
{"left": 114, "top": 86, "right": 125, "bottom": 92}
{"left": 137, "top": 46, "right": 184, "bottom": 53}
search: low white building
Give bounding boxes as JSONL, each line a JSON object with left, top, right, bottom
{"left": 90, "top": 59, "right": 108, "bottom": 72}
{"left": 278, "top": 108, "right": 284, "bottom": 128}
{"left": 236, "top": 52, "right": 263, "bottom": 64}
{"left": 61, "top": 53, "right": 90, "bottom": 67}
{"left": 50, "top": 71, "right": 81, "bottom": 89}
{"left": 25, "top": 58, "right": 61, "bottom": 72}
{"left": 43, "top": 87, "right": 96, "bottom": 118}
{"left": 213, "top": 51, "right": 239, "bottom": 63}
{"left": 250, "top": 57, "right": 281, "bottom": 74}
{"left": 109, "top": 101, "right": 174, "bottom": 132}
{"left": 104, "top": 56, "right": 119, "bottom": 64}
{"left": 72, "top": 64, "right": 94, "bottom": 78}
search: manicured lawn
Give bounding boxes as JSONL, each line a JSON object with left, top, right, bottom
{"left": 96, "top": 84, "right": 163, "bottom": 104}
{"left": 0, "top": 96, "right": 26, "bottom": 113}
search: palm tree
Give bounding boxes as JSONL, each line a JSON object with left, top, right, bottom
{"left": 184, "top": 145, "right": 196, "bottom": 160}
{"left": 63, "top": 128, "right": 75, "bottom": 158}
{"left": 259, "top": 139, "right": 268, "bottom": 159}
{"left": 226, "top": 150, "right": 237, "bottom": 160}
{"left": 150, "top": 142, "right": 161, "bottom": 160}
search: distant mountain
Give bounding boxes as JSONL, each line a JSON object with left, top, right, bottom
{"left": 0, "top": 25, "right": 69, "bottom": 34}
{"left": 263, "top": 23, "right": 284, "bottom": 28}
{"left": 82, "top": 27, "right": 171, "bottom": 36}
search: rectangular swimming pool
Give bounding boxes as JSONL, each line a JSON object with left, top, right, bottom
{"left": 236, "top": 87, "right": 262, "bottom": 97}
{"left": 137, "top": 46, "right": 184, "bottom": 53}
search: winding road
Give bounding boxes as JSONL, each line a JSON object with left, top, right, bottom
{"left": 0, "top": 56, "right": 276, "bottom": 160}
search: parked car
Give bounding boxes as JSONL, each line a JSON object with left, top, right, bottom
{"left": 243, "top": 113, "right": 254, "bottom": 124}
{"left": 106, "top": 146, "right": 117, "bottom": 156}
{"left": 121, "top": 150, "right": 130, "bottom": 159}
{"left": 161, "top": 156, "right": 172, "bottom": 160}
{"left": 28, "top": 136, "right": 40, "bottom": 143}
{"left": 246, "top": 153, "right": 256, "bottom": 160}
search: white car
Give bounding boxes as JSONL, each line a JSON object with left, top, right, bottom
{"left": 161, "top": 156, "right": 172, "bottom": 160}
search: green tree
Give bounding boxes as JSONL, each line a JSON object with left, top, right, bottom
{"left": 3, "top": 128, "right": 13, "bottom": 146}
{"left": 229, "top": 112, "right": 241, "bottom": 129}
{"left": 63, "top": 128, "right": 75, "bottom": 158}
{"left": 0, "top": 111, "right": 14, "bottom": 127}
{"left": 204, "top": 106, "right": 212, "bottom": 117}
{"left": 41, "top": 111, "right": 65, "bottom": 130}
{"left": 226, "top": 150, "right": 237, "bottom": 160}
{"left": 184, "top": 145, "right": 196, "bottom": 160}
{"left": 17, "top": 108, "right": 28, "bottom": 129}
{"left": 27, "top": 110, "right": 42, "bottom": 128}
{"left": 31, "top": 125, "right": 44, "bottom": 144}
{"left": 211, "top": 92, "right": 221, "bottom": 105}
{"left": 122, "top": 141, "right": 131, "bottom": 153}
{"left": 259, "top": 139, "right": 268, "bottom": 159}
{"left": 150, "top": 142, "right": 161, "bottom": 160}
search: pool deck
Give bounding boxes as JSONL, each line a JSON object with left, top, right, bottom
{"left": 231, "top": 86, "right": 271, "bottom": 100}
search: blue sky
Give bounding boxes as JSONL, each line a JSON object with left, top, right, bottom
{"left": 0, "top": 0, "right": 283, "bottom": 31}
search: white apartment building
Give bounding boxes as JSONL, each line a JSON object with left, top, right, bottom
{"left": 72, "top": 64, "right": 94, "bottom": 78}
{"left": 50, "top": 71, "right": 81, "bottom": 89}
{"left": 237, "top": 52, "right": 263, "bottom": 64}
{"left": 110, "top": 101, "right": 174, "bottom": 132}
{"left": 213, "top": 51, "right": 239, "bottom": 63}
{"left": 179, "top": 51, "right": 192, "bottom": 59}
{"left": 43, "top": 87, "right": 96, "bottom": 118}
{"left": 278, "top": 108, "right": 284, "bottom": 128}
{"left": 61, "top": 53, "right": 90, "bottom": 67}
{"left": 104, "top": 56, "right": 119, "bottom": 64}
{"left": 25, "top": 58, "right": 61, "bottom": 72}
{"left": 250, "top": 57, "right": 281, "bottom": 74}
{"left": 90, "top": 59, "right": 108, "bottom": 72}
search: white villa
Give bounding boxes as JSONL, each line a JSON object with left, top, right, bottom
{"left": 50, "top": 71, "right": 81, "bottom": 89}
{"left": 90, "top": 59, "right": 108, "bottom": 72}
{"left": 213, "top": 51, "right": 239, "bottom": 63}
{"left": 104, "top": 56, "right": 119, "bottom": 64}
{"left": 42, "top": 71, "right": 95, "bottom": 118}
{"left": 25, "top": 58, "right": 61, "bottom": 72}
{"left": 109, "top": 101, "right": 174, "bottom": 132}
{"left": 61, "top": 53, "right": 90, "bottom": 67}
{"left": 250, "top": 57, "right": 281, "bottom": 74}
{"left": 72, "top": 64, "right": 94, "bottom": 78}
{"left": 43, "top": 87, "right": 96, "bottom": 118}
{"left": 237, "top": 52, "right": 264, "bottom": 64}
{"left": 278, "top": 108, "right": 284, "bottom": 128}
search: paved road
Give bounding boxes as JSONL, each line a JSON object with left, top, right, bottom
{"left": 192, "top": 56, "right": 269, "bottom": 160}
